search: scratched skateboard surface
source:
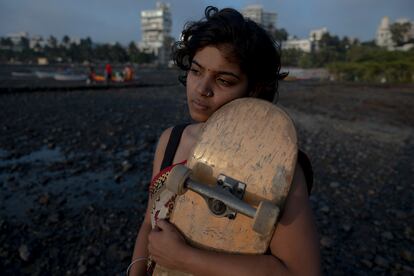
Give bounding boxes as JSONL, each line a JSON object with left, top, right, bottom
{"left": 153, "top": 98, "right": 298, "bottom": 275}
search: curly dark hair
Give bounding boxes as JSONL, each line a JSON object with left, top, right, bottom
{"left": 172, "top": 6, "right": 286, "bottom": 102}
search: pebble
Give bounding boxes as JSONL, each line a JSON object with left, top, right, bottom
{"left": 374, "top": 256, "right": 389, "bottom": 267}
{"left": 342, "top": 224, "right": 352, "bottom": 232}
{"left": 361, "top": 259, "right": 373, "bottom": 268}
{"left": 320, "top": 236, "right": 333, "bottom": 248}
{"left": 38, "top": 194, "right": 50, "bottom": 205}
{"left": 122, "top": 160, "right": 133, "bottom": 173}
{"left": 114, "top": 174, "right": 123, "bottom": 183}
{"left": 320, "top": 205, "right": 330, "bottom": 213}
{"left": 381, "top": 231, "right": 394, "bottom": 240}
{"left": 329, "top": 182, "right": 340, "bottom": 188}
{"left": 78, "top": 265, "right": 87, "bottom": 274}
{"left": 18, "top": 244, "right": 31, "bottom": 261}
{"left": 401, "top": 250, "right": 414, "bottom": 262}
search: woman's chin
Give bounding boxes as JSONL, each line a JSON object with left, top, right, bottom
{"left": 189, "top": 110, "right": 209, "bottom": 122}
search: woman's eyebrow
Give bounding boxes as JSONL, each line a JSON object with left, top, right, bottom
{"left": 192, "top": 60, "right": 241, "bottom": 80}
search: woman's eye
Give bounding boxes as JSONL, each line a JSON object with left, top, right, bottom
{"left": 190, "top": 68, "right": 200, "bottom": 75}
{"left": 217, "top": 78, "right": 232, "bottom": 86}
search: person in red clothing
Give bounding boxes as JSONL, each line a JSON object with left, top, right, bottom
{"left": 104, "top": 63, "right": 112, "bottom": 83}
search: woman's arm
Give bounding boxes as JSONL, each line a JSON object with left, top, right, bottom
{"left": 148, "top": 163, "right": 321, "bottom": 276}
{"left": 129, "top": 127, "right": 173, "bottom": 276}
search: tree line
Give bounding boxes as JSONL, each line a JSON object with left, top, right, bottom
{"left": 0, "top": 35, "right": 155, "bottom": 64}
{"left": 276, "top": 21, "right": 414, "bottom": 83}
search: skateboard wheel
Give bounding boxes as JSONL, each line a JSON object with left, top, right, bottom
{"left": 252, "top": 201, "right": 280, "bottom": 235}
{"left": 166, "top": 165, "right": 192, "bottom": 195}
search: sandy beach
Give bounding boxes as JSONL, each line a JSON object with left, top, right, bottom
{"left": 0, "top": 69, "right": 413, "bottom": 275}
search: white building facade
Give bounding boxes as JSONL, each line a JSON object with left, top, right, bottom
{"left": 376, "top": 16, "right": 394, "bottom": 48}
{"left": 242, "top": 5, "right": 277, "bottom": 33}
{"left": 282, "top": 27, "right": 328, "bottom": 53}
{"left": 282, "top": 38, "right": 312, "bottom": 53}
{"left": 376, "top": 16, "right": 414, "bottom": 51}
{"left": 139, "top": 2, "right": 173, "bottom": 65}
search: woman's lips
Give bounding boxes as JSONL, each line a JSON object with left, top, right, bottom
{"left": 192, "top": 99, "right": 209, "bottom": 110}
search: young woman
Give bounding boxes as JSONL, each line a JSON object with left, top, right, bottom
{"left": 130, "top": 6, "right": 320, "bottom": 276}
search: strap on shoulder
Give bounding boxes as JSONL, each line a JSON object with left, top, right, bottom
{"left": 298, "top": 150, "right": 313, "bottom": 195}
{"left": 160, "top": 124, "right": 190, "bottom": 171}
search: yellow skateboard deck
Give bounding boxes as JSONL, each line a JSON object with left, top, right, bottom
{"left": 152, "top": 98, "right": 298, "bottom": 275}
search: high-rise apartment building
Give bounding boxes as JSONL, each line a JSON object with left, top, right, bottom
{"left": 139, "top": 2, "right": 173, "bottom": 65}
{"left": 242, "top": 5, "right": 277, "bottom": 33}
{"left": 376, "top": 16, "right": 394, "bottom": 48}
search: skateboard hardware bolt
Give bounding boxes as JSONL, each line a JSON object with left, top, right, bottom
{"left": 209, "top": 198, "right": 227, "bottom": 215}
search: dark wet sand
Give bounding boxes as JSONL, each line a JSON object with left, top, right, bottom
{"left": 0, "top": 71, "right": 413, "bottom": 275}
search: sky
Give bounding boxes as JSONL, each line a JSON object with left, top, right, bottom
{"left": 1, "top": 0, "right": 413, "bottom": 44}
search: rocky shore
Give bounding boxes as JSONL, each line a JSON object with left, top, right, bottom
{"left": 0, "top": 70, "right": 413, "bottom": 275}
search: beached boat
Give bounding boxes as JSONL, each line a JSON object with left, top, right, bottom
{"left": 35, "top": 71, "right": 55, "bottom": 79}
{"left": 11, "top": 70, "right": 34, "bottom": 77}
{"left": 54, "top": 73, "right": 87, "bottom": 81}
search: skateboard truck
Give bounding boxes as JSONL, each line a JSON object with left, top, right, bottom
{"left": 166, "top": 164, "right": 280, "bottom": 235}
{"left": 206, "top": 174, "right": 246, "bottom": 219}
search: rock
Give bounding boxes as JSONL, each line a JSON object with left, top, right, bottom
{"left": 38, "top": 194, "right": 50, "bottom": 205}
{"left": 47, "top": 143, "right": 55, "bottom": 149}
{"left": 342, "top": 224, "right": 352, "bottom": 232}
{"left": 40, "top": 176, "right": 50, "bottom": 185}
{"left": 381, "top": 231, "right": 394, "bottom": 240}
{"left": 122, "top": 160, "right": 133, "bottom": 173}
{"left": 361, "top": 259, "right": 372, "bottom": 268}
{"left": 401, "top": 250, "right": 414, "bottom": 262}
{"left": 19, "top": 244, "right": 31, "bottom": 261}
{"left": 320, "top": 236, "right": 333, "bottom": 248}
{"left": 78, "top": 265, "right": 87, "bottom": 274}
{"left": 114, "top": 174, "right": 123, "bottom": 183}
{"left": 47, "top": 212, "right": 61, "bottom": 224}
{"left": 374, "top": 256, "right": 389, "bottom": 268}
{"left": 403, "top": 265, "right": 414, "bottom": 273}
{"left": 405, "top": 227, "right": 413, "bottom": 240}
{"left": 320, "top": 205, "right": 330, "bottom": 213}
{"left": 329, "top": 182, "right": 340, "bottom": 188}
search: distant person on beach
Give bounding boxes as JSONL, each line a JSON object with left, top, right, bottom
{"left": 87, "top": 66, "right": 96, "bottom": 84}
{"left": 105, "top": 63, "right": 112, "bottom": 83}
{"left": 123, "top": 65, "right": 134, "bottom": 82}
{"left": 129, "top": 6, "right": 320, "bottom": 276}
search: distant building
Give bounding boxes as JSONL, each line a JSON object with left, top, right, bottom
{"left": 309, "top": 27, "right": 328, "bottom": 51}
{"left": 71, "top": 37, "right": 81, "bottom": 46}
{"left": 376, "top": 16, "right": 394, "bottom": 49}
{"left": 139, "top": 2, "right": 173, "bottom": 65}
{"left": 376, "top": 16, "right": 414, "bottom": 51}
{"left": 6, "top": 32, "right": 29, "bottom": 45}
{"left": 282, "top": 27, "right": 328, "bottom": 53}
{"left": 309, "top": 27, "right": 328, "bottom": 42}
{"left": 242, "top": 5, "right": 277, "bottom": 33}
{"left": 29, "top": 35, "right": 46, "bottom": 50}
{"left": 282, "top": 38, "right": 312, "bottom": 53}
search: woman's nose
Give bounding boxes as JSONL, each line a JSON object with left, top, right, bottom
{"left": 196, "top": 76, "right": 214, "bottom": 97}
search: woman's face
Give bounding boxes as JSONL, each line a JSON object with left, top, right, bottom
{"left": 186, "top": 45, "right": 249, "bottom": 122}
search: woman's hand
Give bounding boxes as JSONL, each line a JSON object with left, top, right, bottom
{"left": 148, "top": 219, "right": 190, "bottom": 271}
